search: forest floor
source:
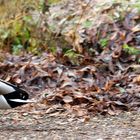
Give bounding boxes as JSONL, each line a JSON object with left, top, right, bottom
{"left": 0, "top": 0, "right": 140, "bottom": 139}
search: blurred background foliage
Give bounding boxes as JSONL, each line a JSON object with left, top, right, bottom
{"left": 0, "top": 0, "right": 63, "bottom": 55}
{"left": 1, "top": 0, "right": 140, "bottom": 65}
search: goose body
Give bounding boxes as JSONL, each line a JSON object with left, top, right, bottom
{"left": 0, "top": 79, "right": 31, "bottom": 109}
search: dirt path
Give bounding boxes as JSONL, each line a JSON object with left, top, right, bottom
{"left": 0, "top": 107, "right": 140, "bottom": 140}
{"left": 0, "top": 0, "right": 140, "bottom": 139}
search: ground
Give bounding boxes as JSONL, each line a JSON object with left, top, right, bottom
{"left": 0, "top": 0, "right": 140, "bottom": 139}
{"left": 0, "top": 106, "right": 140, "bottom": 140}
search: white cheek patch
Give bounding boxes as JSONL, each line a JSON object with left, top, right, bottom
{"left": 0, "top": 81, "right": 15, "bottom": 95}
{"left": 0, "top": 95, "right": 11, "bottom": 109}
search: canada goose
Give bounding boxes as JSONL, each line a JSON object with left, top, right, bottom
{"left": 0, "top": 79, "right": 32, "bottom": 109}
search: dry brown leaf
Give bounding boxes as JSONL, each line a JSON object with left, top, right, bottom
{"left": 79, "top": 65, "right": 96, "bottom": 73}
{"left": 12, "top": 76, "right": 22, "bottom": 84}
{"left": 73, "top": 91, "right": 83, "bottom": 98}
{"left": 133, "top": 75, "right": 140, "bottom": 84}
{"left": 63, "top": 95, "right": 73, "bottom": 103}
{"left": 132, "top": 24, "right": 140, "bottom": 32}
{"left": 103, "top": 80, "right": 115, "bottom": 91}
{"left": 65, "top": 30, "right": 83, "bottom": 53}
